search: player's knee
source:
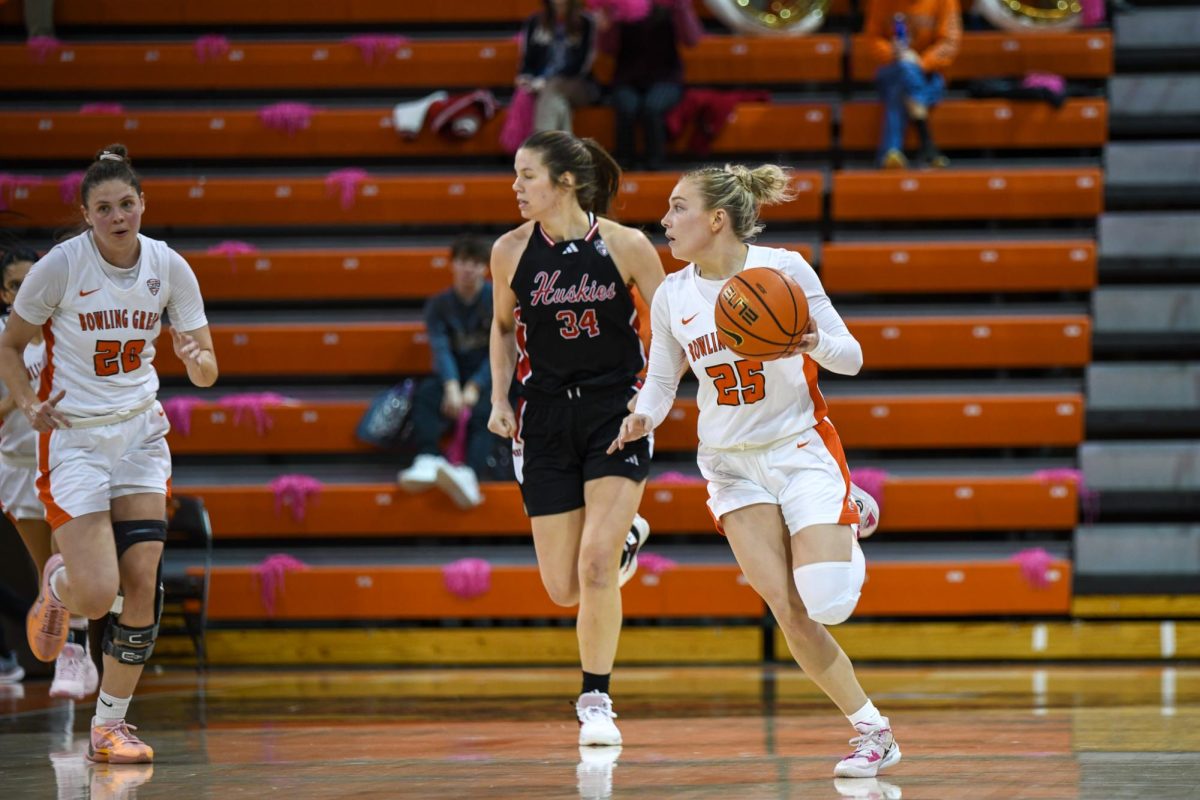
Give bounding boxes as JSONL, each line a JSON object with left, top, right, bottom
{"left": 793, "top": 546, "right": 866, "bottom": 626}
{"left": 577, "top": 548, "right": 616, "bottom": 592}
{"left": 541, "top": 575, "right": 579, "bottom": 608}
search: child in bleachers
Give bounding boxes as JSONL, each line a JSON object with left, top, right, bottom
{"left": 516, "top": 0, "right": 600, "bottom": 135}
{"left": 864, "top": 0, "right": 962, "bottom": 169}
{"left": 397, "top": 235, "right": 499, "bottom": 508}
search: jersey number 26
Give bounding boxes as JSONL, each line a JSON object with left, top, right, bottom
{"left": 94, "top": 339, "right": 146, "bottom": 377}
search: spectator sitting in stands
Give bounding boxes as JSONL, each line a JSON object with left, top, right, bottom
{"left": 396, "top": 235, "right": 496, "bottom": 509}
{"left": 517, "top": 0, "right": 600, "bottom": 135}
{"left": 864, "top": 0, "right": 962, "bottom": 169}
{"left": 595, "top": 0, "right": 703, "bottom": 171}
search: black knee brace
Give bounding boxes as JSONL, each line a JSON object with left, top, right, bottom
{"left": 113, "top": 518, "right": 167, "bottom": 559}
{"left": 103, "top": 545, "right": 164, "bottom": 665}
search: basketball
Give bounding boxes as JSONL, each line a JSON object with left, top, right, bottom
{"left": 714, "top": 267, "right": 810, "bottom": 361}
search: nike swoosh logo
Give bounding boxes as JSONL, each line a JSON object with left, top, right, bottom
{"left": 99, "top": 698, "right": 113, "bottom": 707}
{"left": 681, "top": 314, "right": 698, "bottom": 325}
{"left": 796, "top": 441, "right": 809, "bottom": 448}
{"left": 79, "top": 288, "right": 101, "bottom": 297}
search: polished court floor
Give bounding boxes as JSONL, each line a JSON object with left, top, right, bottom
{"left": 1, "top": 664, "right": 1197, "bottom": 799}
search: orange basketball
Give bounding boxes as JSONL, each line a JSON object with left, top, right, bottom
{"left": 714, "top": 267, "right": 810, "bottom": 361}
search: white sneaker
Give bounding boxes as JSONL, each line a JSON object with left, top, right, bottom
{"left": 617, "top": 514, "right": 650, "bottom": 588}
{"left": 834, "top": 718, "right": 901, "bottom": 778}
{"left": 436, "top": 462, "right": 482, "bottom": 509}
{"left": 576, "top": 691, "right": 622, "bottom": 746}
{"left": 576, "top": 745, "right": 621, "bottom": 799}
{"left": 850, "top": 483, "right": 880, "bottom": 539}
{"left": 398, "top": 454, "right": 443, "bottom": 492}
{"left": 834, "top": 777, "right": 903, "bottom": 799}
{"left": 0, "top": 652, "right": 24, "bottom": 683}
{"left": 50, "top": 643, "right": 97, "bottom": 700}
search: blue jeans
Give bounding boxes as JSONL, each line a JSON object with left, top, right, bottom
{"left": 875, "top": 60, "right": 945, "bottom": 162}
{"left": 612, "top": 82, "right": 683, "bottom": 169}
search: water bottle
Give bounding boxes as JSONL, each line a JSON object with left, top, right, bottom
{"left": 893, "top": 13, "right": 908, "bottom": 47}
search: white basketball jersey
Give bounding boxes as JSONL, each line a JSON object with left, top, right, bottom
{"left": 0, "top": 315, "right": 46, "bottom": 459}
{"left": 30, "top": 232, "right": 173, "bottom": 418}
{"left": 660, "top": 246, "right": 836, "bottom": 450}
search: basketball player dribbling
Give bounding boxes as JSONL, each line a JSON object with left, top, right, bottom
{"left": 0, "top": 144, "right": 218, "bottom": 764}
{"left": 0, "top": 246, "right": 99, "bottom": 700}
{"left": 488, "top": 130, "right": 665, "bottom": 746}
{"left": 609, "top": 164, "right": 900, "bottom": 778}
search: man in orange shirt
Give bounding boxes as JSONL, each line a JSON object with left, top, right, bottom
{"left": 863, "top": 0, "right": 962, "bottom": 168}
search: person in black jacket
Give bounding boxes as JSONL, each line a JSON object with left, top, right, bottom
{"left": 516, "top": 0, "right": 599, "bottom": 134}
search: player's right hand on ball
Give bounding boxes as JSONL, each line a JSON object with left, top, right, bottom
{"left": 607, "top": 413, "right": 652, "bottom": 454}
{"left": 488, "top": 399, "right": 517, "bottom": 439}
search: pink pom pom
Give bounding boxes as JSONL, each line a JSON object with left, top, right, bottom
{"left": 26, "top": 36, "right": 62, "bottom": 63}
{"left": 258, "top": 102, "right": 318, "bottom": 137}
{"left": 1011, "top": 547, "right": 1056, "bottom": 590}
{"left": 161, "top": 396, "right": 204, "bottom": 437}
{"left": 217, "top": 392, "right": 294, "bottom": 436}
{"left": 269, "top": 474, "right": 324, "bottom": 523}
{"left": 655, "top": 471, "right": 704, "bottom": 485}
{"left": 635, "top": 552, "right": 677, "bottom": 575}
{"left": 79, "top": 103, "right": 125, "bottom": 115}
{"left": 205, "top": 241, "right": 258, "bottom": 271}
{"left": 58, "top": 171, "right": 85, "bottom": 205}
{"left": 194, "top": 35, "right": 231, "bottom": 63}
{"left": 499, "top": 88, "right": 536, "bottom": 155}
{"left": 849, "top": 467, "right": 888, "bottom": 512}
{"left": 325, "top": 168, "right": 370, "bottom": 210}
{"left": 443, "top": 558, "right": 492, "bottom": 600}
{"left": 1022, "top": 72, "right": 1066, "bottom": 95}
{"left": 1033, "top": 467, "right": 1098, "bottom": 523}
{"left": 0, "top": 174, "right": 44, "bottom": 212}
{"left": 252, "top": 554, "right": 310, "bottom": 616}
{"left": 345, "top": 34, "right": 410, "bottom": 64}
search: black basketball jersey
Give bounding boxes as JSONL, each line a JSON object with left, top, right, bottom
{"left": 510, "top": 214, "right": 645, "bottom": 400}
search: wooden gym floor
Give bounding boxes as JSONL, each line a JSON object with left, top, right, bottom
{"left": 1, "top": 664, "right": 1197, "bottom": 799}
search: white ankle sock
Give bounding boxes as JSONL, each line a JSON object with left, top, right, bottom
{"left": 94, "top": 691, "right": 130, "bottom": 724}
{"left": 49, "top": 567, "right": 67, "bottom": 603}
{"left": 847, "top": 699, "right": 884, "bottom": 729}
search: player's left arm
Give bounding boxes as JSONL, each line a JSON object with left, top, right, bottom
{"left": 788, "top": 254, "right": 863, "bottom": 375}
{"left": 167, "top": 251, "right": 219, "bottom": 388}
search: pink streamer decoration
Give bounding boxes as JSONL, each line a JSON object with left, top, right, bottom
{"left": 586, "top": 0, "right": 654, "bottom": 23}
{"left": 443, "top": 558, "right": 492, "bottom": 600}
{"left": 325, "top": 168, "right": 369, "bottom": 210}
{"left": 194, "top": 35, "right": 231, "bottom": 63}
{"left": 1033, "top": 467, "right": 1099, "bottom": 523}
{"left": 345, "top": 34, "right": 410, "bottom": 64}
{"left": 499, "top": 88, "right": 536, "bottom": 155}
{"left": 252, "top": 554, "right": 310, "bottom": 617}
{"left": 444, "top": 408, "right": 472, "bottom": 466}
{"left": 636, "top": 552, "right": 677, "bottom": 575}
{"left": 26, "top": 36, "right": 62, "bottom": 63}
{"left": 655, "top": 470, "right": 704, "bottom": 485}
{"left": 58, "top": 171, "right": 85, "bottom": 205}
{"left": 205, "top": 240, "right": 258, "bottom": 270}
{"left": 161, "top": 396, "right": 204, "bottom": 437}
{"left": 1011, "top": 547, "right": 1056, "bottom": 590}
{"left": 269, "top": 474, "right": 324, "bottom": 523}
{"left": 849, "top": 467, "right": 888, "bottom": 512}
{"left": 218, "top": 392, "right": 293, "bottom": 436}
{"left": 1022, "top": 72, "right": 1066, "bottom": 95}
{"left": 79, "top": 103, "right": 125, "bottom": 115}
{"left": 258, "top": 102, "right": 318, "bottom": 137}
{"left": 1080, "top": 0, "right": 1106, "bottom": 26}
{"left": 0, "top": 174, "right": 44, "bottom": 212}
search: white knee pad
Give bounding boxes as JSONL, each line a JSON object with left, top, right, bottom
{"left": 793, "top": 545, "right": 866, "bottom": 626}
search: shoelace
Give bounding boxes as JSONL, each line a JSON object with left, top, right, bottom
{"left": 580, "top": 703, "right": 618, "bottom": 722}
{"left": 57, "top": 651, "right": 85, "bottom": 682}
{"left": 846, "top": 727, "right": 890, "bottom": 758}
{"left": 40, "top": 599, "right": 66, "bottom": 635}
{"left": 99, "top": 720, "right": 145, "bottom": 746}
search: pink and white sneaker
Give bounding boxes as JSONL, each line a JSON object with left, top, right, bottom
{"left": 50, "top": 643, "right": 99, "bottom": 700}
{"left": 834, "top": 719, "right": 901, "bottom": 778}
{"left": 850, "top": 484, "right": 880, "bottom": 539}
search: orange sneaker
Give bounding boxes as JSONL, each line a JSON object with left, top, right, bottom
{"left": 26, "top": 553, "right": 70, "bottom": 662}
{"left": 87, "top": 720, "right": 154, "bottom": 764}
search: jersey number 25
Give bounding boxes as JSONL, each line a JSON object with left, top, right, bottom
{"left": 705, "top": 359, "right": 765, "bottom": 406}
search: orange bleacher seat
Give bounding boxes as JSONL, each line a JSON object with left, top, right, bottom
{"left": 184, "top": 243, "right": 812, "bottom": 302}
{"left": 153, "top": 315, "right": 1088, "bottom": 379}
{"left": 0, "top": 172, "right": 823, "bottom": 229}
{"left": 165, "top": 392, "right": 1084, "bottom": 454}
{"left": 0, "top": 36, "right": 843, "bottom": 92}
{"left": 185, "top": 475, "right": 1078, "bottom": 538}
{"left": 839, "top": 99, "right": 1108, "bottom": 151}
{"left": 0, "top": 0, "right": 853, "bottom": 26}
{"left": 199, "top": 559, "right": 1071, "bottom": 621}
{"left": 831, "top": 168, "right": 1102, "bottom": 221}
{"left": 821, "top": 241, "right": 1097, "bottom": 294}
{"left": 849, "top": 31, "right": 1113, "bottom": 82}
{"left": 0, "top": 103, "right": 833, "bottom": 161}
